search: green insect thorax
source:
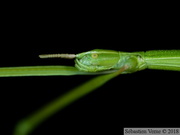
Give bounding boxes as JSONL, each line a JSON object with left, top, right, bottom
{"left": 75, "top": 49, "right": 120, "bottom": 72}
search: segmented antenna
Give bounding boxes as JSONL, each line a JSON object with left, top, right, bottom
{"left": 39, "top": 54, "right": 76, "bottom": 59}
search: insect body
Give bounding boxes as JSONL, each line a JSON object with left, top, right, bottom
{"left": 75, "top": 49, "right": 180, "bottom": 73}
{"left": 39, "top": 49, "right": 180, "bottom": 73}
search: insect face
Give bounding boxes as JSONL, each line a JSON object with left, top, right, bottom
{"left": 75, "top": 49, "right": 120, "bottom": 72}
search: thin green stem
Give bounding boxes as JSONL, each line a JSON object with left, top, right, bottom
{"left": 0, "top": 66, "right": 85, "bottom": 77}
{"left": 0, "top": 66, "right": 117, "bottom": 77}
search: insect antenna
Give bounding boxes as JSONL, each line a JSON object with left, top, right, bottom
{"left": 39, "top": 54, "right": 76, "bottom": 59}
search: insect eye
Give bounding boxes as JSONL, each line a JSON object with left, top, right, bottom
{"left": 91, "top": 53, "right": 98, "bottom": 58}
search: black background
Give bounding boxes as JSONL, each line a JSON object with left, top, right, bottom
{"left": 1, "top": 2, "right": 180, "bottom": 135}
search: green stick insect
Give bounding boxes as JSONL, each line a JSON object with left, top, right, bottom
{"left": 0, "top": 49, "right": 180, "bottom": 135}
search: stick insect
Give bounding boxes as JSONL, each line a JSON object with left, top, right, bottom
{"left": 0, "top": 49, "right": 179, "bottom": 135}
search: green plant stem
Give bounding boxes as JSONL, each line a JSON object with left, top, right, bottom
{"left": 0, "top": 66, "right": 117, "bottom": 77}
